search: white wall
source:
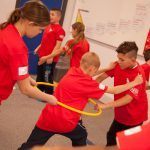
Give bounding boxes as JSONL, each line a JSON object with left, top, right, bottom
{"left": 63, "top": 0, "right": 146, "bottom": 101}
{"left": 0, "top": 0, "right": 16, "bottom": 23}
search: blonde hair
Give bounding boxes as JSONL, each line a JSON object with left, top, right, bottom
{"left": 80, "top": 52, "right": 100, "bottom": 70}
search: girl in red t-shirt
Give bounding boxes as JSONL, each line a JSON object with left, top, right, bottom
{"left": 38, "top": 22, "right": 90, "bottom": 68}
{"left": 0, "top": 1, "right": 57, "bottom": 105}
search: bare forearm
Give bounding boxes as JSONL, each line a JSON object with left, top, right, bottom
{"left": 17, "top": 77, "right": 57, "bottom": 105}
{"left": 96, "top": 73, "right": 108, "bottom": 82}
{"left": 95, "top": 68, "right": 110, "bottom": 76}
{"left": 101, "top": 96, "right": 132, "bottom": 109}
{"left": 113, "top": 81, "right": 138, "bottom": 94}
{"left": 20, "top": 84, "right": 57, "bottom": 105}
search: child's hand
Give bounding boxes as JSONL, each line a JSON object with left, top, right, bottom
{"left": 30, "top": 77, "right": 37, "bottom": 86}
{"left": 38, "top": 56, "right": 47, "bottom": 65}
{"left": 94, "top": 103, "right": 107, "bottom": 110}
{"left": 46, "top": 58, "right": 53, "bottom": 64}
{"left": 134, "top": 74, "right": 143, "bottom": 85}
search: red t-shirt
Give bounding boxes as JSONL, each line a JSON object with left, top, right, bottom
{"left": 37, "top": 24, "right": 65, "bottom": 62}
{"left": 0, "top": 24, "right": 29, "bottom": 104}
{"left": 144, "top": 30, "right": 150, "bottom": 50}
{"left": 36, "top": 67, "right": 107, "bottom": 133}
{"left": 106, "top": 63, "right": 148, "bottom": 125}
{"left": 64, "top": 39, "right": 89, "bottom": 67}
{"left": 141, "top": 63, "right": 150, "bottom": 82}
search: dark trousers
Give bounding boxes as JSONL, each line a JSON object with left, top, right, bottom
{"left": 36, "top": 62, "right": 56, "bottom": 94}
{"left": 18, "top": 121, "right": 87, "bottom": 150}
{"left": 106, "top": 119, "right": 143, "bottom": 146}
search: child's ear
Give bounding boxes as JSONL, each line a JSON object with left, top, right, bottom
{"left": 131, "top": 57, "right": 136, "bottom": 62}
{"left": 28, "top": 22, "right": 36, "bottom": 26}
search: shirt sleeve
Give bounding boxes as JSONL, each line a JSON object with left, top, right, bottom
{"left": 56, "top": 28, "right": 65, "bottom": 41}
{"left": 84, "top": 79, "right": 108, "bottom": 99}
{"left": 126, "top": 85, "right": 141, "bottom": 100}
{"left": 106, "top": 69, "right": 115, "bottom": 77}
{"left": 9, "top": 52, "right": 29, "bottom": 80}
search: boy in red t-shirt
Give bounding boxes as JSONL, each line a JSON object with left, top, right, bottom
{"left": 141, "top": 49, "right": 150, "bottom": 89}
{"left": 19, "top": 52, "right": 142, "bottom": 149}
{"left": 35, "top": 8, "right": 65, "bottom": 94}
{"left": 96, "top": 41, "right": 148, "bottom": 146}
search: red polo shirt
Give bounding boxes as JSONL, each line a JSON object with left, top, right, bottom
{"left": 144, "top": 30, "right": 150, "bottom": 50}
{"left": 37, "top": 24, "right": 65, "bottom": 62}
{"left": 36, "top": 67, "right": 107, "bottom": 133}
{"left": 141, "top": 63, "right": 150, "bottom": 82}
{"left": 0, "top": 24, "right": 29, "bottom": 104}
{"left": 64, "top": 39, "right": 89, "bottom": 67}
{"left": 106, "top": 63, "right": 148, "bottom": 125}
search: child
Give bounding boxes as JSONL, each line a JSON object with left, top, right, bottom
{"left": 0, "top": 1, "right": 57, "bottom": 105}
{"left": 18, "top": 52, "right": 142, "bottom": 149}
{"left": 38, "top": 22, "right": 89, "bottom": 68}
{"left": 141, "top": 49, "right": 150, "bottom": 89}
{"left": 142, "top": 49, "right": 150, "bottom": 123}
{"left": 34, "top": 8, "right": 65, "bottom": 94}
{"left": 144, "top": 29, "right": 150, "bottom": 50}
{"left": 96, "top": 41, "right": 148, "bottom": 146}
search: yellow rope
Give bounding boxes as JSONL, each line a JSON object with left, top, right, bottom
{"left": 36, "top": 82, "right": 102, "bottom": 117}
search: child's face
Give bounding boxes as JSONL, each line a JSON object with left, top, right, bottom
{"left": 71, "top": 28, "right": 78, "bottom": 38}
{"left": 50, "top": 11, "right": 60, "bottom": 24}
{"left": 25, "top": 22, "right": 46, "bottom": 38}
{"left": 117, "top": 53, "right": 136, "bottom": 69}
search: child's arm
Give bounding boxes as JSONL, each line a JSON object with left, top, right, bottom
{"left": 94, "top": 62, "right": 117, "bottom": 76}
{"left": 38, "top": 47, "right": 63, "bottom": 65}
{"left": 98, "top": 95, "right": 133, "bottom": 109}
{"left": 147, "top": 85, "right": 150, "bottom": 90}
{"left": 17, "top": 77, "right": 57, "bottom": 105}
{"left": 96, "top": 72, "right": 109, "bottom": 82}
{"left": 38, "top": 41, "right": 64, "bottom": 65}
{"left": 34, "top": 44, "right": 41, "bottom": 54}
{"left": 105, "top": 75, "right": 143, "bottom": 94}
{"left": 146, "top": 81, "right": 150, "bottom": 90}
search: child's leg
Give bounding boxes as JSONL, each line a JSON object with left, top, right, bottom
{"left": 36, "top": 63, "right": 47, "bottom": 92}
{"left": 106, "top": 119, "right": 143, "bottom": 146}
{"left": 45, "top": 62, "right": 56, "bottom": 94}
{"left": 61, "top": 121, "right": 88, "bottom": 146}
{"left": 18, "top": 126, "right": 54, "bottom": 150}
{"left": 106, "top": 120, "right": 120, "bottom": 146}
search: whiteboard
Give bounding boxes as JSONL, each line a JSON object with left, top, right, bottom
{"left": 0, "top": 0, "right": 16, "bottom": 23}
{"left": 72, "top": 0, "right": 150, "bottom": 55}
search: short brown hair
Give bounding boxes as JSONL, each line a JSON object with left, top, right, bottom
{"left": 80, "top": 52, "right": 100, "bottom": 69}
{"left": 116, "top": 41, "right": 138, "bottom": 58}
{"left": 50, "top": 8, "right": 62, "bottom": 16}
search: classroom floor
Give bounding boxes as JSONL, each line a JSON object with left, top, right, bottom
{"left": 0, "top": 83, "right": 115, "bottom": 150}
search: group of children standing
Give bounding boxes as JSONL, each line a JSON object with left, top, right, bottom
{"left": 0, "top": 0, "right": 149, "bottom": 149}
